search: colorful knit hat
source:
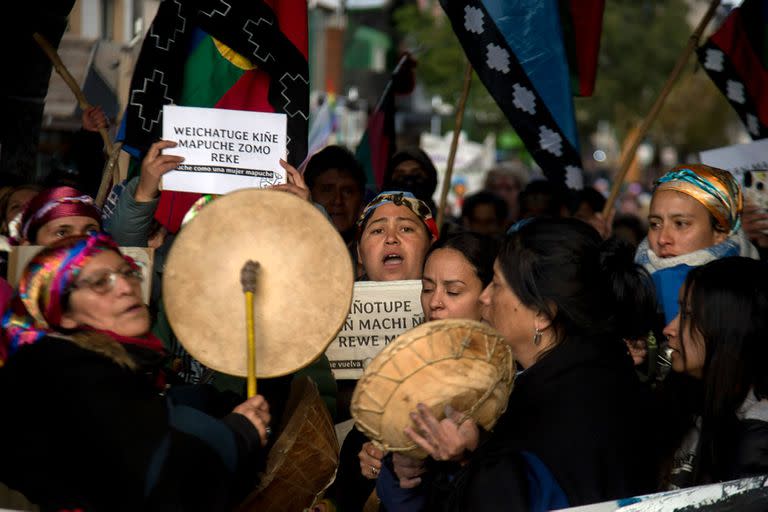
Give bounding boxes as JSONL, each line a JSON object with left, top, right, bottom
{"left": 356, "top": 191, "right": 439, "bottom": 240}
{"left": 20, "top": 186, "right": 101, "bottom": 243}
{"left": 654, "top": 164, "right": 743, "bottom": 233}
{"left": 0, "top": 233, "right": 135, "bottom": 365}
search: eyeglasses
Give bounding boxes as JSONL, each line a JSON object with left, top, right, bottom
{"left": 71, "top": 267, "right": 144, "bottom": 295}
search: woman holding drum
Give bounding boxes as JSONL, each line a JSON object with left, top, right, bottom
{"left": 377, "top": 218, "right": 658, "bottom": 510}
{"left": 0, "top": 234, "right": 271, "bottom": 510}
{"left": 355, "top": 232, "right": 500, "bottom": 474}
{"left": 328, "top": 191, "right": 441, "bottom": 512}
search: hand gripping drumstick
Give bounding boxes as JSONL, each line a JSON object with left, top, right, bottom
{"left": 241, "top": 261, "right": 260, "bottom": 398}
{"left": 33, "top": 32, "right": 120, "bottom": 207}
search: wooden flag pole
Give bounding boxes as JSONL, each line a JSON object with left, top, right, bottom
{"left": 34, "top": 32, "right": 121, "bottom": 207}
{"left": 602, "top": 0, "right": 721, "bottom": 216}
{"left": 437, "top": 61, "right": 473, "bottom": 230}
{"left": 33, "top": 33, "right": 114, "bottom": 154}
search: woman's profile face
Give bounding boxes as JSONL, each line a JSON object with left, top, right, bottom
{"left": 421, "top": 248, "right": 484, "bottom": 322}
{"left": 478, "top": 261, "right": 537, "bottom": 349}
{"left": 662, "top": 288, "right": 706, "bottom": 378}
{"left": 61, "top": 250, "right": 150, "bottom": 337}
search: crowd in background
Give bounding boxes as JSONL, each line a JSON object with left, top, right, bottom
{"left": 0, "top": 108, "right": 767, "bottom": 511}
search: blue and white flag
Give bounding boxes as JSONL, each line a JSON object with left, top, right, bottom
{"left": 439, "top": 0, "right": 585, "bottom": 189}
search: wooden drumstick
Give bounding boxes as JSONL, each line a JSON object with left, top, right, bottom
{"left": 241, "top": 260, "right": 260, "bottom": 398}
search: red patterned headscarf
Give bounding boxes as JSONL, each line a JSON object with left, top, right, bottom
{"left": 0, "top": 234, "right": 160, "bottom": 366}
{"left": 356, "top": 191, "right": 439, "bottom": 240}
{"left": 20, "top": 186, "right": 101, "bottom": 243}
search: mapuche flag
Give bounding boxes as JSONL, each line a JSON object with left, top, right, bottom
{"left": 122, "top": 0, "right": 308, "bottom": 232}
{"left": 439, "top": 0, "right": 604, "bottom": 189}
{"left": 561, "top": 0, "right": 605, "bottom": 98}
{"left": 698, "top": 0, "right": 768, "bottom": 139}
{"left": 356, "top": 53, "right": 416, "bottom": 191}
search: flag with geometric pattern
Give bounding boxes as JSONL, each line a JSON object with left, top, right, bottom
{"left": 697, "top": 0, "right": 768, "bottom": 140}
{"left": 439, "top": 0, "right": 595, "bottom": 189}
{"left": 121, "top": 0, "right": 308, "bottom": 232}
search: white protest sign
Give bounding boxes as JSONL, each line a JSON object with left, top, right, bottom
{"left": 700, "top": 139, "right": 768, "bottom": 218}
{"left": 161, "top": 105, "right": 287, "bottom": 195}
{"left": 326, "top": 280, "right": 425, "bottom": 380}
{"left": 699, "top": 139, "right": 768, "bottom": 176}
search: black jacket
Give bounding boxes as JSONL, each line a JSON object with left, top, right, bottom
{"left": 0, "top": 335, "right": 266, "bottom": 511}
{"left": 436, "top": 336, "right": 658, "bottom": 510}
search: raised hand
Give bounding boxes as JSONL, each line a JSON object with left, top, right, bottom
{"left": 271, "top": 159, "right": 311, "bottom": 202}
{"left": 82, "top": 105, "right": 108, "bottom": 132}
{"left": 404, "top": 403, "right": 479, "bottom": 463}
{"left": 136, "top": 140, "right": 185, "bottom": 202}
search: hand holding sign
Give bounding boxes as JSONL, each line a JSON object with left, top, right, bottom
{"left": 161, "top": 106, "right": 288, "bottom": 195}
{"left": 136, "top": 140, "right": 185, "bottom": 202}
{"left": 270, "top": 159, "right": 311, "bottom": 202}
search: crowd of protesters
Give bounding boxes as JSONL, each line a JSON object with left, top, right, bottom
{"left": 0, "top": 125, "right": 767, "bottom": 511}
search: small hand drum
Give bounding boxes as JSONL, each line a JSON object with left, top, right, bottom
{"left": 351, "top": 319, "right": 515, "bottom": 458}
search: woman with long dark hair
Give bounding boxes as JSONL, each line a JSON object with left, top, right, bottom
{"left": 337, "top": 233, "right": 499, "bottom": 510}
{"left": 378, "top": 218, "right": 658, "bottom": 510}
{"left": 661, "top": 257, "right": 768, "bottom": 488}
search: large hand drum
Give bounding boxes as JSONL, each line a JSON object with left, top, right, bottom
{"left": 351, "top": 319, "right": 515, "bottom": 459}
{"left": 163, "top": 189, "right": 354, "bottom": 378}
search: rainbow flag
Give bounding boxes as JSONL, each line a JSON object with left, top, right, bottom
{"left": 121, "top": 0, "right": 308, "bottom": 232}
{"left": 698, "top": 0, "right": 768, "bottom": 139}
{"left": 304, "top": 93, "right": 338, "bottom": 168}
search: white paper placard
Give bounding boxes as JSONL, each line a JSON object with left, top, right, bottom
{"left": 325, "top": 280, "right": 425, "bottom": 380}
{"left": 161, "top": 105, "right": 287, "bottom": 195}
{"left": 699, "top": 139, "right": 768, "bottom": 176}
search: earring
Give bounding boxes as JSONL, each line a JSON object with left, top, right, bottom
{"left": 533, "top": 327, "right": 542, "bottom": 346}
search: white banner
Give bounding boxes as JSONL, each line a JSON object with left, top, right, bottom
{"left": 699, "top": 139, "right": 768, "bottom": 176}
{"left": 161, "top": 105, "right": 287, "bottom": 195}
{"left": 326, "top": 280, "right": 424, "bottom": 380}
{"left": 700, "top": 139, "right": 768, "bottom": 214}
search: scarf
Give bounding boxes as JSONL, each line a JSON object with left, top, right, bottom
{"left": 654, "top": 165, "right": 742, "bottom": 233}
{"left": 635, "top": 231, "right": 758, "bottom": 322}
{"left": 19, "top": 186, "right": 101, "bottom": 242}
{"left": 356, "top": 190, "right": 439, "bottom": 240}
{"left": 0, "top": 233, "right": 157, "bottom": 365}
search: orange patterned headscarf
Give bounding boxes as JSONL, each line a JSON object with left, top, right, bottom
{"left": 654, "top": 164, "right": 743, "bottom": 233}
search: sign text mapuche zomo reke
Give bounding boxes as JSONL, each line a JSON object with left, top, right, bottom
{"left": 161, "top": 105, "right": 287, "bottom": 195}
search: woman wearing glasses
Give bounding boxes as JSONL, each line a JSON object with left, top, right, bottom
{"left": 0, "top": 233, "right": 271, "bottom": 510}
